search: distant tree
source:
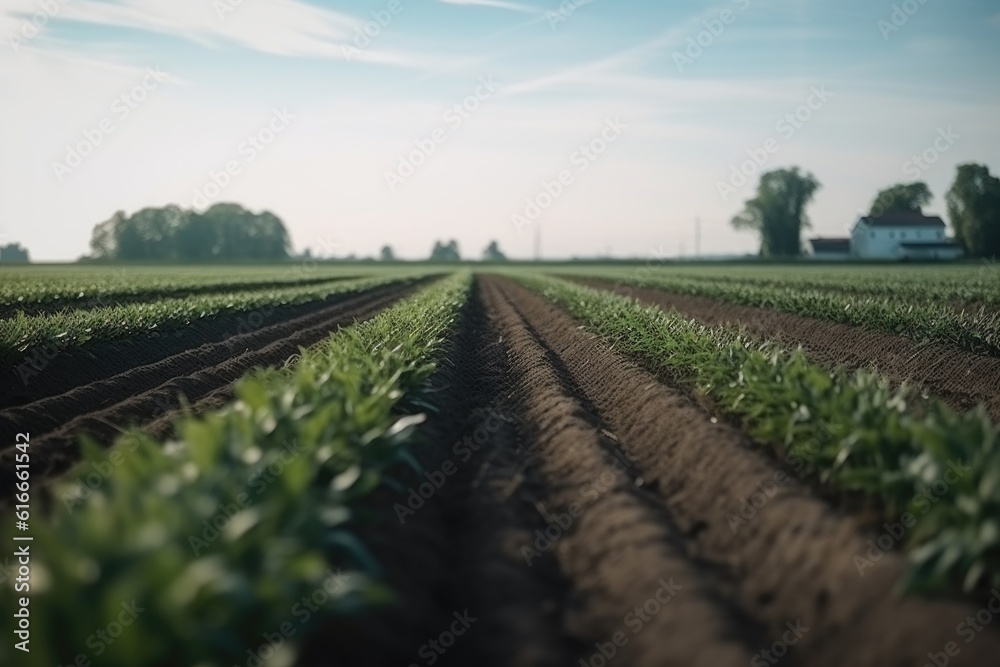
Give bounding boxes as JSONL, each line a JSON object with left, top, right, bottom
{"left": 0, "top": 243, "right": 30, "bottom": 263}
{"left": 731, "top": 167, "right": 820, "bottom": 257}
{"left": 429, "top": 239, "right": 461, "bottom": 262}
{"left": 90, "top": 210, "right": 127, "bottom": 259}
{"left": 379, "top": 245, "right": 396, "bottom": 261}
{"left": 87, "top": 203, "right": 291, "bottom": 261}
{"left": 947, "top": 163, "right": 1000, "bottom": 258}
{"left": 869, "top": 182, "right": 932, "bottom": 216}
{"left": 482, "top": 240, "right": 507, "bottom": 261}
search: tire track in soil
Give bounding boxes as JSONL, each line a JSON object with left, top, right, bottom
{"left": 0, "top": 279, "right": 431, "bottom": 502}
{"left": 488, "top": 275, "right": 1000, "bottom": 667}
{"left": 575, "top": 278, "right": 1000, "bottom": 423}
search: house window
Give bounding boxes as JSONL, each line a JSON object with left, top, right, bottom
{"left": 901, "top": 231, "right": 906, "bottom": 239}
{"left": 916, "top": 231, "right": 921, "bottom": 239}
{"left": 870, "top": 231, "right": 876, "bottom": 239}
{"left": 889, "top": 231, "right": 895, "bottom": 239}
{"left": 937, "top": 231, "right": 943, "bottom": 239}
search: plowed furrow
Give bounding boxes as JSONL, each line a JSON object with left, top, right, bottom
{"left": 491, "top": 275, "right": 1000, "bottom": 667}
{"left": 0, "top": 280, "right": 426, "bottom": 500}
{"left": 481, "top": 278, "right": 761, "bottom": 667}
{"left": 576, "top": 278, "right": 1000, "bottom": 422}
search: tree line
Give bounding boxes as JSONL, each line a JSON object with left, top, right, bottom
{"left": 88, "top": 203, "right": 291, "bottom": 261}
{"left": 731, "top": 162, "right": 1000, "bottom": 258}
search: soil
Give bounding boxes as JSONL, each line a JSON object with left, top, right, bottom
{"left": 0, "top": 279, "right": 430, "bottom": 501}
{"left": 575, "top": 278, "right": 1000, "bottom": 423}
{"left": 0, "top": 278, "right": 437, "bottom": 410}
{"left": 301, "top": 275, "right": 1000, "bottom": 667}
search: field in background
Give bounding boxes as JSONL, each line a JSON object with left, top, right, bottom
{"left": 2, "top": 262, "right": 999, "bottom": 667}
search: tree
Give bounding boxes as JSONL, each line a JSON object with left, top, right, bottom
{"left": 429, "top": 239, "right": 460, "bottom": 262}
{"left": 731, "top": 167, "right": 820, "bottom": 257}
{"left": 0, "top": 243, "right": 30, "bottom": 263}
{"left": 379, "top": 245, "right": 396, "bottom": 261}
{"left": 947, "top": 163, "right": 1000, "bottom": 258}
{"left": 89, "top": 210, "right": 127, "bottom": 259}
{"left": 86, "top": 203, "right": 292, "bottom": 261}
{"left": 482, "top": 240, "right": 507, "bottom": 261}
{"left": 869, "top": 182, "right": 932, "bottom": 216}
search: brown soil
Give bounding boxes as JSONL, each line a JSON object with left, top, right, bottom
{"left": 0, "top": 278, "right": 438, "bottom": 411}
{"left": 576, "top": 278, "right": 1000, "bottom": 422}
{"left": 305, "top": 275, "right": 1000, "bottom": 666}
{"left": 0, "top": 279, "right": 429, "bottom": 501}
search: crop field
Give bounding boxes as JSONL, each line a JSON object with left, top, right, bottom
{"left": 2, "top": 263, "right": 1000, "bottom": 667}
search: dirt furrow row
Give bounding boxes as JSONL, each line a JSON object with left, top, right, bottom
{"left": 576, "top": 278, "right": 1000, "bottom": 422}
{"left": 0, "top": 280, "right": 427, "bottom": 501}
{"left": 490, "top": 275, "right": 1000, "bottom": 666}
{"left": 1, "top": 277, "right": 437, "bottom": 411}
{"left": 481, "top": 278, "right": 762, "bottom": 666}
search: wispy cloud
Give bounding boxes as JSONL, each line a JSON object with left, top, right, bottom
{"left": 437, "top": 0, "right": 540, "bottom": 14}
{"left": 2, "top": 0, "right": 448, "bottom": 69}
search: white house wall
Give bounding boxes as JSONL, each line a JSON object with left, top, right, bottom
{"left": 851, "top": 223, "right": 947, "bottom": 259}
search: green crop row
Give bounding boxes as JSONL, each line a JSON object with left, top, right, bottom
{"left": 660, "top": 270, "right": 1000, "bottom": 307}
{"left": 522, "top": 274, "right": 1000, "bottom": 595}
{"left": 0, "top": 274, "right": 423, "bottom": 367}
{"left": 0, "top": 265, "right": 377, "bottom": 312}
{"left": 569, "top": 270, "right": 1000, "bottom": 357}
{"left": 0, "top": 272, "right": 471, "bottom": 667}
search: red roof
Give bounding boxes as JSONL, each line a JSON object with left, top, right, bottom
{"left": 859, "top": 212, "right": 945, "bottom": 228}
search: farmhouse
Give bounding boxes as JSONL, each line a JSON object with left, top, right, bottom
{"left": 808, "top": 212, "right": 964, "bottom": 260}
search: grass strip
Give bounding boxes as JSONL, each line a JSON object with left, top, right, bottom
{"left": 523, "top": 274, "right": 1000, "bottom": 596}
{"left": 0, "top": 272, "right": 470, "bottom": 667}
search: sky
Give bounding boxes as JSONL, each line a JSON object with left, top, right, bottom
{"left": 0, "top": 0, "right": 998, "bottom": 261}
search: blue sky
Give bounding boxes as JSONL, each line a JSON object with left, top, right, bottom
{"left": 1, "top": 0, "right": 998, "bottom": 260}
